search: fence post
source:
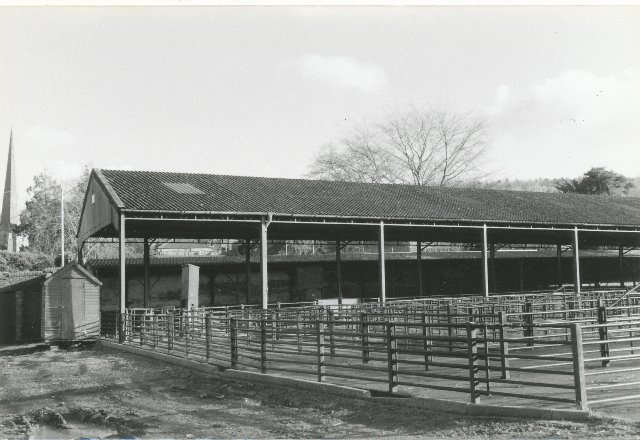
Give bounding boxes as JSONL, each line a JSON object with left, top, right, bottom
{"left": 570, "top": 323, "right": 588, "bottom": 411}
{"left": 140, "top": 314, "right": 145, "bottom": 346}
{"left": 205, "top": 313, "right": 211, "bottom": 361}
{"left": 627, "top": 296, "right": 635, "bottom": 355}
{"left": 230, "top": 317, "right": 238, "bottom": 369}
{"left": 328, "top": 308, "right": 336, "bottom": 356}
{"left": 360, "top": 312, "right": 369, "bottom": 364}
{"left": 421, "top": 312, "right": 431, "bottom": 370}
{"left": 260, "top": 315, "right": 268, "bottom": 373}
{"left": 387, "top": 322, "right": 398, "bottom": 393}
{"left": 524, "top": 300, "right": 534, "bottom": 346}
{"left": 184, "top": 312, "right": 190, "bottom": 358}
{"left": 447, "top": 304, "right": 454, "bottom": 352}
{"left": 153, "top": 314, "right": 159, "bottom": 347}
{"left": 466, "top": 322, "right": 480, "bottom": 404}
{"left": 483, "top": 323, "right": 491, "bottom": 396}
{"left": 273, "top": 309, "right": 279, "bottom": 343}
{"left": 118, "top": 313, "right": 124, "bottom": 343}
{"left": 597, "top": 300, "right": 610, "bottom": 367}
{"left": 296, "top": 312, "right": 303, "bottom": 353}
{"left": 167, "top": 313, "right": 174, "bottom": 351}
{"left": 317, "top": 320, "right": 325, "bottom": 382}
{"left": 498, "top": 311, "right": 510, "bottom": 379}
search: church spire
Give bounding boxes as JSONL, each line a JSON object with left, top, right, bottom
{"left": 0, "top": 130, "right": 17, "bottom": 252}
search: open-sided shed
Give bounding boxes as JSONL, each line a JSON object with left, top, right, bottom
{"left": 0, "top": 263, "right": 102, "bottom": 344}
{"left": 76, "top": 168, "right": 640, "bottom": 341}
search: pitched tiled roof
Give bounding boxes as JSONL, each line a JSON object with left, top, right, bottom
{"left": 97, "top": 169, "right": 640, "bottom": 228}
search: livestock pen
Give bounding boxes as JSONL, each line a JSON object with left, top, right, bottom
{"left": 104, "top": 286, "right": 640, "bottom": 412}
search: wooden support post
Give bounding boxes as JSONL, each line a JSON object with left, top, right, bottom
{"left": 597, "top": 300, "right": 610, "bottom": 367}
{"left": 481, "top": 224, "right": 489, "bottom": 298}
{"left": 619, "top": 246, "right": 625, "bottom": 288}
{"left": 498, "top": 311, "right": 510, "bottom": 379}
{"left": 143, "top": 237, "right": 150, "bottom": 308}
{"left": 230, "top": 317, "right": 238, "bottom": 368}
{"left": 466, "top": 322, "right": 480, "bottom": 404}
{"left": 572, "top": 227, "right": 581, "bottom": 294}
{"left": 361, "top": 312, "right": 369, "bottom": 364}
{"left": 118, "top": 213, "right": 126, "bottom": 343}
{"left": 336, "top": 241, "right": 343, "bottom": 305}
{"left": 245, "top": 239, "right": 251, "bottom": 304}
{"left": 379, "top": 221, "right": 386, "bottom": 303}
{"left": 387, "top": 322, "right": 398, "bottom": 393}
{"left": 489, "top": 243, "right": 496, "bottom": 293}
{"left": 570, "top": 323, "right": 588, "bottom": 410}
{"left": 317, "top": 320, "right": 326, "bottom": 382}
{"left": 260, "top": 218, "right": 269, "bottom": 309}
{"left": 260, "top": 315, "right": 268, "bottom": 373}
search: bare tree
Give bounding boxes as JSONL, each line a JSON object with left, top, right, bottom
{"left": 308, "top": 129, "right": 401, "bottom": 184}
{"left": 307, "top": 109, "right": 488, "bottom": 186}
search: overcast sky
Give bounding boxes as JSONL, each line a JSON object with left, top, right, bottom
{"left": 1, "top": 6, "right": 639, "bottom": 211}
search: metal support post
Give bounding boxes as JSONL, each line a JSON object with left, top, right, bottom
{"left": 572, "top": 227, "right": 581, "bottom": 294}
{"left": 481, "top": 224, "right": 489, "bottom": 298}
{"left": 143, "top": 237, "right": 150, "bottom": 308}
{"left": 379, "top": 221, "right": 386, "bottom": 303}
{"left": 417, "top": 240, "right": 424, "bottom": 297}
{"left": 260, "top": 218, "right": 269, "bottom": 309}
{"left": 245, "top": 239, "right": 251, "bottom": 304}
{"left": 118, "top": 213, "right": 126, "bottom": 343}
{"left": 336, "top": 241, "right": 343, "bottom": 305}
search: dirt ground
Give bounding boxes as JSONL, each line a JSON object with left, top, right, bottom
{"left": 1, "top": 344, "right": 640, "bottom": 439}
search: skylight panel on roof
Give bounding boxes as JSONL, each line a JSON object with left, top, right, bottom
{"left": 162, "top": 182, "right": 205, "bottom": 195}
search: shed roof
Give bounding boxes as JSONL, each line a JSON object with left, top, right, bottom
{"left": 97, "top": 169, "right": 640, "bottom": 228}
{"left": 0, "top": 274, "right": 47, "bottom": 294}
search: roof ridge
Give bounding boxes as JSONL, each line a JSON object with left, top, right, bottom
{"left": 98, "top": 168, "right": 640, "bottom": 201}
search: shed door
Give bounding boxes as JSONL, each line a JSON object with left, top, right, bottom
{"left": 61, "top": 278, "right": 86, "bottom": 340}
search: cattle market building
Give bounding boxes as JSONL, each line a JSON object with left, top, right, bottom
{"left": 77, "top": 169, "right": 640, "bottom": 328}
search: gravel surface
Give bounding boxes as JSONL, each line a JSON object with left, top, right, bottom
{"left": 1, "top": 343, "right": 640, "bottom": 439}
